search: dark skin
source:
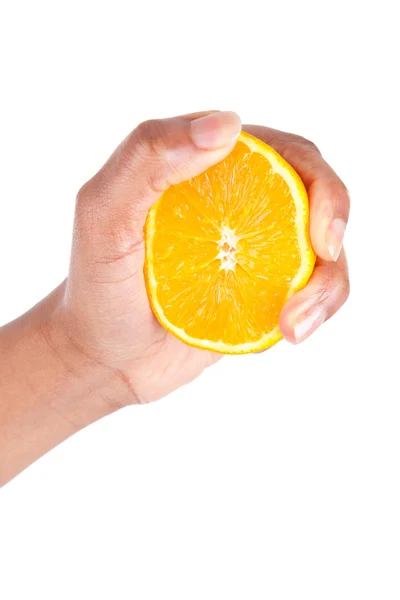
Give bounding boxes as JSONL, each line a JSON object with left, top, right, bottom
{"left": 0, "top": 111, "right": 349, "bottom": 486}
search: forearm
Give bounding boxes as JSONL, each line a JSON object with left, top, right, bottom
{"left": 0, "top": 282, "right": 130, "bottom": 486}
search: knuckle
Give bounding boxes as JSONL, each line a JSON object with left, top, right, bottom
{"left": 323, "top": 178, "right": 350, "bottom": 215}
{"left": 287, "top": 135, "right": 321, "bottom": 155}
{"left": 74, "top": 179, "right": 105, "bottom": 227}
{"left": 338, "top": 180, "right": 351, "bottom": 206}
{"left": 120, "top": 119, "right": 173, "bottom": 193}
{"left": 279, "top": 135, "right": 321, "bottom": 173}
{"left": 133, "top": 119, "right": 168, "bottom": 156}
{"left": 300, "top": 137, "right": 320, "bottom": 154}
{"left": 315, "top": 270, "right": 336, "bottom": 305}
{"left": 339, "top": 273, "right": 350, "bottom": 304}
{"left": 327, "top": 178, "right": 349, "bottom": 201}
{"left": 336, "top": 179, "right": 348, "bottom": 195}
{"left": 74, "top": 181, "right": 96, "bottom": 231}
{"left": 76, "top": 180, "right": 92, "bottom": 206}
{"left": 315, "top": 265, "right": 350, "bottom": 312}
{"left": 130, "top": 118, "right": 183, "bottom": 193}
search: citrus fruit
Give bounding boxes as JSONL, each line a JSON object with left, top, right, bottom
{"left": 144, "top": 131, "right": 315, "bottom": 354}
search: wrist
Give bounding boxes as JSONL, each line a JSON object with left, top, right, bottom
{"left": 0, "top": 283, "right": 135, "bottom": 485}
{"left": 1, "top": 281, "right": 134, "bottom": 441}
{"left": 41, "top": 284, "right": 137, "bottom": 419}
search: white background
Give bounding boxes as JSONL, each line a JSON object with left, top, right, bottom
{"left": 0, "top": 1, "right": 399, "bottom": 598}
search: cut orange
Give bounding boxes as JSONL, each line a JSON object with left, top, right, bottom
{"left": 144, "top": 132, "right": 315, "bottom": 354}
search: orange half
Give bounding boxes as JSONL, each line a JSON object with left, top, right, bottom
{"left": 144, "top": 132, "right": 315, "bottom": 354}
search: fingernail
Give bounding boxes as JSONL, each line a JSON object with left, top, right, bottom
{"left": 326, "top": 218, "right": 346, "bottom": 261}
{"left": 190, "top": 111, "right": 241, "bottom": 150}
{"left": 293, "top": 305, "right": 326, "bottom": 343}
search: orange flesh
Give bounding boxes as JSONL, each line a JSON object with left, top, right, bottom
{"left": 150, "top": 140, "right": 303, "bottom": 346}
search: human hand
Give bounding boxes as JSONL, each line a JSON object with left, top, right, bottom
{"left": 52, "top": 112, "right": 349, "bottom": 405}
{"left": 0, "top": 110, "right": 350, "bottom": 484}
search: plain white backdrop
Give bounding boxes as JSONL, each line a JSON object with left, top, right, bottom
{"left": 0, "top": 1, "right": 399, "bottom": 598}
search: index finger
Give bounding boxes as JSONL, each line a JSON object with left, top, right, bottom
{"left": 243, "top": 125, "right": 350, "bottom": 262}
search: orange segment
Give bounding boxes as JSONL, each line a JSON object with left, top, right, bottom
{"left": 144, "top": 132, "right": 315, "bottom": 354}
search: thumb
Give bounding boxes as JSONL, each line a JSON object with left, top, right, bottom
{"left": 74, "top": 111, "right": 241, "bottom": 263}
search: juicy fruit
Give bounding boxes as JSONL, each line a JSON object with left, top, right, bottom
{"left": 144, "top": 132, "right": 315, "bottom": 354}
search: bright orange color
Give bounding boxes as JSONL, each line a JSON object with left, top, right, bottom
{"left": 144, "top": 132, "right": 315, "bottom": 353}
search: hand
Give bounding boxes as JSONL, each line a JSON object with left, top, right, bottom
{"left": 52, "top": 111, "right": 349, "bottom": 404}
{"left": 0, "top": 110, "right": 350, "bottom": 484}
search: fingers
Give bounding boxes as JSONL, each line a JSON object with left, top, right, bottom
{"left": 279, "top": 251, "right": 350, "bottom": 344}
{"left": 243, "top": 125, "right": 350, "bottom": 345}
{"left": 243, "top": 126, "right": 350, "bottom": 262}
{"left": 75, "top": 111, "right": 241, "bottom": 260}
{"left": 283, "top": 142, "right": 350, "bottom": 263}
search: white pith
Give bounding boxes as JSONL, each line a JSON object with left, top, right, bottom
{"left": 217, "top": 225, "right": 239, "bottom": 272}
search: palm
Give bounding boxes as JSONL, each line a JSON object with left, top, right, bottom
{"left": 72, "top": 256, "right": 220, "bottom": 404}
{"left": 133, "top": 323, "right": 219, "bottom": 403}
